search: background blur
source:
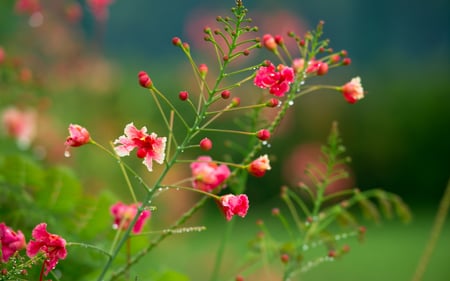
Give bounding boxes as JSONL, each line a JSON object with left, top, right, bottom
{"left": 1, "top": 0, "right": 449, "bottom": 280}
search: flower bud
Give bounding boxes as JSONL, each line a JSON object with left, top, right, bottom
{"left": 198, "top": 64, "right": 208, "bottom": 77}
{"left": 317, "top": 62, "right": 329, "bottom": 76}
{"left": 280, "top": 254, "right": 289, "bottom": 264}
{"left": 231, "top": 97, "right": 240, "bottom": 107}
{"left": 256, "top": 129, "right": 270, "bottom": 141}
{"left": 179, "top": 91, "right": 189, "bottom": 101}
{"left": 138, "top": 71, "right": 152, "bottom": 88}
{"left": 248, "top": 155, "right": 271, "bottom": 177}
{"left": 221, "top": 90, "right": 231, "bottom": 99}
{"left": 266, "top": 98, "right": 280, "bottom": 108}
{"left": 172, "top": 37, "right": 182, "bottom": 46}
{"left": 199, "top": 138, "right": 212, "bottom": 151}
{"left": 262, "top": 34, "right": 277, "bottom": 51}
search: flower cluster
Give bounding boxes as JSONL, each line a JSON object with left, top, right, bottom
{"left": 0, "top": 222, "right": 66, "bottom": 277}
{"left": 254, "top": 62, "right": 295, "bottom": 97}
{"left": 27, "top": 223, "right": 67, "bottom": 276}
{"left": 0, "top": 223, "right": 26, "bottom": 263}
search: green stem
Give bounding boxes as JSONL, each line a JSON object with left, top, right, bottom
{"left": 210, "top": 218, "right": 235, "bottom": 281}
{"left": 411, "top": 178, "right": 450, "bottom": 281}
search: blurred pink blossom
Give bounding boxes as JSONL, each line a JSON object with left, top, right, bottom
{"left": 110, "top": 202, "right": 151, "bottom": 234}
{"left": 1, "top": 106, "right": 36, "bottom": 149}
{"left": 0, "top": 223, "right": 26, "bottom": 262}
{"left": 191, "top": 156, "right": 230, "bottom": 192}
{"left": 87, "top": 0, "right": 114, "bottom": 22}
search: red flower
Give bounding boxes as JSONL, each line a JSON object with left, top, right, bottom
{"left": 191, "top": 156, "right": 230, "bottom": 192}
{"left": 26, "top": 223, "right": 67, "bottom": 276}
{"left": 0, "top": 223, "right": 26, "bottom": 262}
{"left": 218, "top": 194, "right": 249, "bottom": 221}
{"left": 110, "top": 202, "right": 151, "bottom": 234}
{"left": 341, "top": 77, "right": 364, "bottom": 104}
{"left": 254, "top": 62, "right": 294, "bottom": 97}
{"left": 248, "top": 155, "right": 271, "bottom": 177}
{"left": 114, "top": 122, "right": 167, "bottom": 172}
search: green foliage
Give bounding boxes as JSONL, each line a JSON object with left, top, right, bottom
{"left": 245, "top": 122, "right": 412, "bottom": 280}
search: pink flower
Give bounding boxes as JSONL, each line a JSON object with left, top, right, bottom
{"left": 218, "top": 194, "right": 249, "bottom": 221}
{"left": 65, "top": 124, "right": 91, "bottom": 147}
{"left": 191, "top": 156, "right": 230, "bottom": 192}
{"left": 114, "top": 122, "right": 167, "bottom": 172}
{"left": 254, "top": 62, "right": 295, "bottom": 97}
{"left": 262, "top": 34, "right": 277, "bottom": 51}
{"left": 15, "top": 0, "right": 41, "bottom": 15}
{"left": 248, "top": 155, "right": 271, "bottom": 177}
{"left": 87, "top": 0, "right": 114, "bottom": 22}
{"left": 341, "top": 77, "right": 364, "bottom": 104}
{"left": 0, "top": 223, "right": 26, "bottom": 262}
{"left": 1, "top": 107, "right": 36, "bottom": 149}
{"left": 26, "top": 223, "right": 67, "bottom": 276}
{"left": 110, "top": 202, "right": 151, "bottom": 234}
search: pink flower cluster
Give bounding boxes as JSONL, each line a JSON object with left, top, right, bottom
{"left": 0, "top": 223, "right": 26, "bottom": 263}
{"left": 254, "top": 62, "right": 295, "bottom": 97}
{"left": 110, "top": 202, "right": 151, "bottom": 234}
{"left": 191, "top": 156, "right": 231, "bottom": 192}
{"left": 1, "top": 222, "right": 66, "bottom": 276}
{"left": 27, "top": 223, "right": 67, "bottom": 276}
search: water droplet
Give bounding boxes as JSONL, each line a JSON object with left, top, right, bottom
{"left": 335, "top": 234, "right": 341, "bottom": 240}
{"left": 64, "top": 150, "right": 71, "bottom": 158}
{"left": 112, "top": 224, "right": 118, "bottom": 230}
{"left": 288, "top": 100, "right": 294, "bottom": 106}
{"left": 300, "top": 80, "right": 305, "bottom": 85}
{"left": 302, "top": 244, "right": 309, "bottom": 251}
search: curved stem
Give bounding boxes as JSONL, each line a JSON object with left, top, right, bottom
{"left": 411, "top": 178, "right": 450, "bottom": 281}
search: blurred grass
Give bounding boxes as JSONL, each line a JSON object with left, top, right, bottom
{"left": 120, "top": 202, "right": 450, "bottom": 281}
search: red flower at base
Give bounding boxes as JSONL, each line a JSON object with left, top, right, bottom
{"left": 218, "top": 194, "right": 249, "bottom": 221}
{"left": 114, "top": 122, "right": 167, "bottom": 172}
{"left": 191, "top": 156, "right": 230, "bottom": 192}
{"left": 254, "top": 62, "right": 295, "bottom": 97}
{"left": 26, "top": 223, "right": 67, "bottom": 276}
{"left": 110, "top": 202, "right": 151, "bottom": 234}
{"left": 341, "top": 77, "right": 364, "bottom": 104}
{"left": 0, "top": 223, "right": 26, "bottom": 262}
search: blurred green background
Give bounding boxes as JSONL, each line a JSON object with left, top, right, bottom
{"left": 1, "top": 0, "right": 449, "bottom": 280}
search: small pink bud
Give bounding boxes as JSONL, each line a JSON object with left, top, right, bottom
{"left": 262, "top": 34, "right": 277, "bottom": 51}
{"left": 199, "top": 138, "right": 212, "bottom": 151}
{"left": 271, "top": 208, "right": 280, "bottom": 216}
{"left": 281, "top": 254, "right": 289, "bottom": 264}
{"left": 340, "top": 50, "right": 348, "bottom": 57}
{"left": 299, "top": 39, "right": 305, "bottom": 46}
{"left": 0, "top": 47, "right": 5, "bottom": 64}
{"left": 231, "top": 97, "right": 240, "bottom": 107}
{"left": 248, "top": 155, "right": 271, "bottom": 177}
{"left": 182, "top": 42, "right": 190, "bottom": 51}
{"left": 256, "top": 129, "right": 270, "bottom": 141}
{"left": 179, "top": 91, "right": 189, "bottom": 101}
{"left": 274, "top": 35, "right": 284, "bottom": 45}
{"left": 328, "top": 250, "right": 337, "bottom": 258}
{"left": 331, "top": 54, "right": 341, "bottom": 63}
{"left": 243, "top": 49, "right": 250, "bottom": 56}
{"left": 317, "top": 62, "right": 329, "bottom": 76}
{"left": 223, "top": 55, "right": 229, "bottom": 61}
{"left": 198, "top": 64, "right": 208, "bottom": 77}
{"left": 138, "top": 71, "right": 152, "bottom": 88}
{"left": 172, "top": 37, "right": 182, "bottom": 46}
{"left": 266, "top": 98, "right": 280, "bottom": 108}
{"left": 235, "top": 275, "right": 244, "bottom": 281}
{"left": 203, "top": 26, "right": 211, "bottom": 33}
{"left": 342, "top": 57, "right": 351, "bottom": 65}
{"left": 221, "top": 90, "right": 231, "bottom": 99}
{"left": 342, "top": 244, "right": 350, "bottom": 253}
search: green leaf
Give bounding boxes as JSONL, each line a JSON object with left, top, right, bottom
{"left": 155, "top": 270, "right": 190, "bottom": 281}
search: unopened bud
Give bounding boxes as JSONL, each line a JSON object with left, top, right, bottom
{"left": 256, "top": 129, "right": 270, "bottom": 141}
{"left": 179, "top": 91, "right": 189, "bottom": 101}
{"left": 199, "top": 138, "right": 212, "bottom": 151}
{"left": 317, "top": 62, "right": 329, "bottom": 76}
{"left": 138, "top": 71, "right": 152, "bottom": 88}
{"left": 266, "top": 98, "right": 280, "bottom": 107}
{"left": 172, "top": 37, "right": 182, "bottom": 46}
{"left": 231, "top": 97, "right": 240, "bottom": 107}
{"left": 221, "top": 90, "right": 231, "bottom": 99}
{"left": 281, "top": 254, "right": 289, "bottom": 264}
